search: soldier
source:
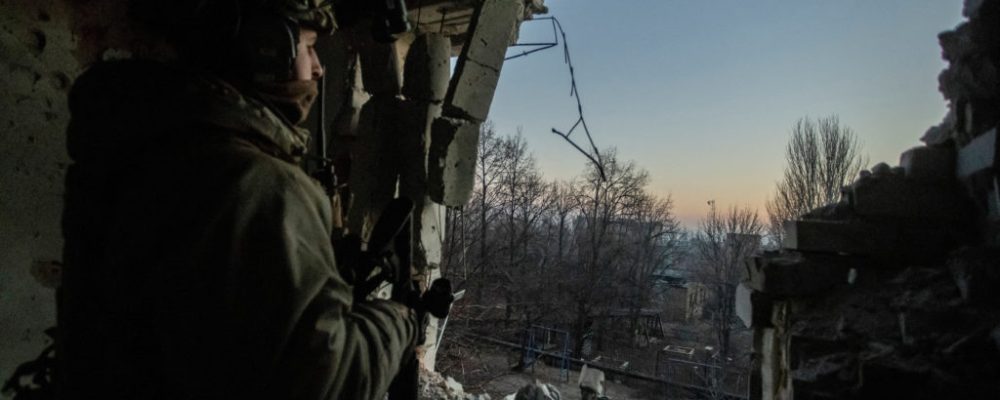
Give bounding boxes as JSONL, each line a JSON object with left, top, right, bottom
{"left": 58, "top": 1, "right": 420, "bottom": 398}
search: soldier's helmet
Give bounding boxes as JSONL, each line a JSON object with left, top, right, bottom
{"left": 130, "top": 0, "right": 336, "bottom": 82}
{"left": 280, "top": 0, "right": 337, "bottom": 34}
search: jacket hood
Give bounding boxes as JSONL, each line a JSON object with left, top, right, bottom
{"left": 67, "top": 59, "right": 310, "bottom": 164}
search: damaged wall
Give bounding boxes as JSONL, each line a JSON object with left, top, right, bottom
{"left": 741, "top": 1, "right": 1000, "bottom": 398}
{"left": 1, "top": 0, "right": 546, "bottom": 390}
{"left": 0, "top": 0, "right": 78, "bottom": 385}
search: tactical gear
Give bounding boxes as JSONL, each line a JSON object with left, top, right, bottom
{"left": 59, "top": 59, "right": 418, "bottom": 400}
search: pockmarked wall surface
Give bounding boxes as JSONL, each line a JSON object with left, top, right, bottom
{"left": 0, "top": 0, "right": 78, "bottom": 387}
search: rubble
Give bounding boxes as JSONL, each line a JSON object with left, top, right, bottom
{"left": 506, "top": 380, "right": 561, "bottom": 400}
{"left": 420, "top": 368, "right": 492, "bottom": 400}
{"left": 750, "top": 4, "right": 1000, "bottom": 397}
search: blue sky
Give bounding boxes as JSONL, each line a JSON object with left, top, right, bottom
{"left": 485, "top": 0, "right": 965, "bottom": 227}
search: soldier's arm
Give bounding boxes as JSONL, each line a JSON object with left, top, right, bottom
{"left": 221, "top": 152, "right": 419, "bottom": 400}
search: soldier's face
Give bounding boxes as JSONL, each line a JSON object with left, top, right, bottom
{"left": 294, "top": 28, "right": 323, "bottom": 81}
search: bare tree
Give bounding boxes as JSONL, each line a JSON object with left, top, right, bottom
{"left": 619, "top": 194, "right": 681, "bottom": 344}
{"left": 493, "top": 131, "right": 552, "bottom": 326}
{"left": 693, "top": 202, "right": 762, "bottom": 357}
{"left": 765, "top": 115, "right": 867, "bottom": 245}
{"left": 562, "top": 148, "right": 652, "bottom": 355}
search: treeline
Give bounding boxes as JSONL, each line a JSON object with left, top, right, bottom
{"left": 440, "top": 123, "right": 682, "bottom": 355}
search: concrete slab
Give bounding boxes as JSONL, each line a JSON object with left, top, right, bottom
{"left": 957, "top": 128, "right": 997, "bottom": 178}
{"left": 899, "top": 145, "right": 956, "bottom": 182}
{"left": 428, "top": 117, "right": 481, "bottom": 206}
{"left": 737, "top": 281, "right": 773, "bottom": 328}
{"left": 444, "top": 0, "right": 522, "bottom": 122}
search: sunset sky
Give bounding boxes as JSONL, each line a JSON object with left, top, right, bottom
{"left": 486, "top": 0, "right": 965, "bottom": 228}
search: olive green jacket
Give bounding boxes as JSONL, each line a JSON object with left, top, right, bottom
{"left": 59, "top": 60, "right": 417, "bottom": 399}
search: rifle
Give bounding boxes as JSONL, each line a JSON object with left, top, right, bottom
{"left": 334, "top": 197, "right": 453, "bottom": 400}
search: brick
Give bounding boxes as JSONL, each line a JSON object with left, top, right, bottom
{"left": 745, "top": 253, "right": 853, "bottom": 297}
{"left": 737, "top": 282, "right": 773, "bottom": 328}
{"left": 899, "top": 146, "right": 955, "bottom": 182}
{"left": 444, "top": 0, "right": 522, "bottom": 122}
{"left": 428, "top": 117, "right": 480, "bottom": 206}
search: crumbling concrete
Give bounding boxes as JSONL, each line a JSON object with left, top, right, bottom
{"left": 429, "top": 117, "right": 482, "bottom": 206}
{"left": 420, "top": 368, "right": 492, "bottom": 400}
{"left": 444, "top": 0, "right": 524, "bottom": 123}
{"left": 753, "top": 2, "right": 1000, "bottom": 397}
{"left": 429, "top": 0, "right": 528, "bottom": 206}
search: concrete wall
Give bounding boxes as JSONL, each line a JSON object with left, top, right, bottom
{"left": 0, "top": 0, "right": 79, "bottom": 387}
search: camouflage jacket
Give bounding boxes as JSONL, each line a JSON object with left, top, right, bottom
{"left": 59, "top": 59, "right": 417, "bottom": 399}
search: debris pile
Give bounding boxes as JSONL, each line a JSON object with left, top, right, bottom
{"left": 742, "top": 1, "right": 1000, "bottom": 398}
{"left": 420, "top": 368, "right": 492, "bottom": 400}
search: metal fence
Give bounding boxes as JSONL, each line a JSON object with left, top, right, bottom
{"left": 655, "top": 354, "right": 749, "bottom": 399}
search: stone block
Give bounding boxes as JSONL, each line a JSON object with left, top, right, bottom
{"left": 848, "top": 176, "right": 970, "bottom": 223}
{"left": 783, "top": 220, "right": 897, "bottom": 255}
{"left": 402, "top": 33, "right": 451, "bottom": 102}
{"left": 428, "top": 117, "right": 480, "bottom": 206}
{"left": 745, "top": 253, "right": 853, "bottom": 297}
{"left": 899, "top": 146, "right": 956, "bottom": 182}
{"left": 345, "top": 97, "right": 404, "bottom": 233}
{"left": 737, "top": 281, "right": 772, "bottom": 328}
{"left": 398, "top": 100, "right": 442, "bottom": 187}
{"left": 578, "top": 364, "right": 605, "bottom": 395}
{"left": 957, "top": 127, "right": 997, "bottom": 178}
{"left": 444, "top": 60, "right": 500, "bottom": 122}
{"left": 784, "top": 219, "right": 968, "bottom": 261}
{"left": 444, "top": 0, "right": 522, "bottom": 122}
{"left": 358, "top": 40, "right": 402, "bottom": 96}
{"left": 462, "top": 0, "right": 523, "bottom": 70}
